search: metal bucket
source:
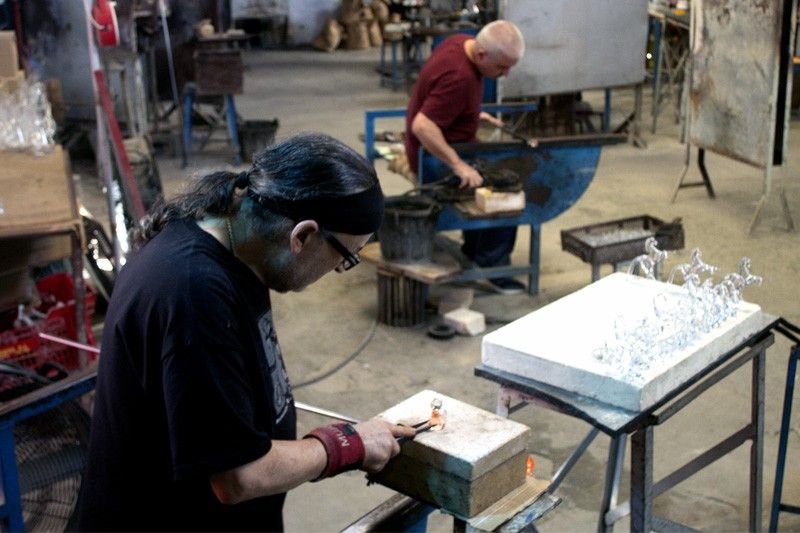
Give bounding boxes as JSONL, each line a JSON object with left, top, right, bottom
{"left": 379, "top": 195, "right": 440, "bottom": 262}
{"left": 238, "top": 119, "right": 279, "bottom": 162}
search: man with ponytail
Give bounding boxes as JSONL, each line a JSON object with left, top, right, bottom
{"left": 76, "top": 133, "right": 415, "bottom": 531}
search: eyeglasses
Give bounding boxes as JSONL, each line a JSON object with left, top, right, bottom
{"left": 320, "top": 229, "right": 361, "bottom": 271}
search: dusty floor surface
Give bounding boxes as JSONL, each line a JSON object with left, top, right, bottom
{"left": 76, "top": 47, "right": 800, "bottom": 531}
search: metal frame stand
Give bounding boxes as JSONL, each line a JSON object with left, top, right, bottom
{"left": 379, "top": 35, "right": 403, "bottom": 90}
{"left": 182, "top": 83, "right": 242, "bottom": 168}
{"left": 477, "top": 317, "right": 779, "bottom": 532}
{"left": 670, "top": 145, "right": 716, "bottom": 202}
{"left": 769, "top": 320, "right": 800, "bottom": 531}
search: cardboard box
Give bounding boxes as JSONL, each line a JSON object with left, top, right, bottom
{"left": 371, "top": 390, "right": 530, "bottom": 518}
{"left": 0, "top": 235, "right": 73, "bottom": 272}
{"left": 0, "top": 31, "right": 19, "bottom": 78}
{"left": 0, "top": 69, "right": 24, "bottom": 95}
{"left": 0, "top": 268, "right": 34, "bottom": 311}
{"left": 0, "top": 146, "right": 76, "bottom": 231}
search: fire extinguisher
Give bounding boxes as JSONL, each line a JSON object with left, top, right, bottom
{"left": 91, "top": 0, "right": 119, "bottom": 48}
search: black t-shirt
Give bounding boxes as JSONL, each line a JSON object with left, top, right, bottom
{"left": 76, "top": 220, "right": 296, "bottom": 532}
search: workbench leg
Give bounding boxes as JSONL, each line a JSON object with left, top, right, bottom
{"left": 0, "top": 426, "right": 24, "bottom": 532}
{"left": 769, "top": 345, "right": 799, "bottom": 532}
{"left": 630, "top": 426, "right": 653, "bottom": 533}
{"left": 225, "top": 94, "right": 242, "bottom": 166}
{"left": 182, "top": 85, "right": 194, "bottom": 169}
{"left": 598, "top": 435, "right": 626, "bottom": 533}
{"left": 750, "top": 347, "right": 765, "bottom": 532}
{"left": 496, "top": 387, "right": 511, "bottom": 418}
{"left": 528, "top": 225, "right": 540, "bottom": 296}
{"left": 631, "top": 84, "right": 646, "bottom": 149}
{"left": 697, "top": 148, "right": 716, "bottom": 198}
{"left": 591, "top": 263, "right": 601, "bottom": 283}
{"left": 651, "top": 15, "right": 664, "bottom": 134}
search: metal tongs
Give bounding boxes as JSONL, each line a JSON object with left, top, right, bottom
{"left": 397, "top": 397, "right": 445, "bottom": 444}
{"left": 294, "top": 398, "right": 445, "bottom": 444}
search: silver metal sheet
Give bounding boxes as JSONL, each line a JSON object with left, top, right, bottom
{"left": 688, "top": 0, "right": 783, "bottom": 168}
{"left": 500, "top": 0, "right": 649, "bottom": 97}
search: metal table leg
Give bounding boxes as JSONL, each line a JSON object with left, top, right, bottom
{"left": 749, "top": 346, "right": 765, "bottom": 531}
{"left": 528, "top": 224, "right": 540, "bottom": 296}
{"left": 630, "top": 426, "right": 653, "bottom": 533}
{"left": 225, "top": 94, "right": 242, "bottom": 166}
{"left": 182, "top": 84, "right": 194, "bottom": 169}
{"left": 0, "top": 426, "right": 23, "bottom": 532}
{"left": 769, "top": 344, "right": 800, "bottom": 531}
{"left": 599, "top": 435, "right": 626, "bottom": 533}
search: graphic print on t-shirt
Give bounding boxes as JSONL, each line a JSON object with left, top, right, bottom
{"left": 257, "top": 310, "right": 293, "bottom": 423}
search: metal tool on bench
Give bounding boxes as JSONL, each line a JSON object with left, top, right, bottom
{"left": 495, "top": 122, "right": 539, "bottom": 148}
{"left": 410, "top": 162, "right": 523, "bottom": 204}
{"left": 294, "top": 399, "right": 444, "bottom": 443}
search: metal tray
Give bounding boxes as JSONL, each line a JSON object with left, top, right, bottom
{"left": 560, "top": 215, "right": 684, "bottom": 265}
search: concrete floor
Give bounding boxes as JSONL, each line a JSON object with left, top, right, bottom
{"left": 78, "top": 47, "right": 800, "bottom": 531}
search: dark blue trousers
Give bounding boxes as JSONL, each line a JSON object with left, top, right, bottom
{"left": 461, "top": 227, "right": 518, "bottom": 267}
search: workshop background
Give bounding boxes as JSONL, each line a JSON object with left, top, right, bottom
{"left": 0, "top": 0, "right": 799, "bottom": 531}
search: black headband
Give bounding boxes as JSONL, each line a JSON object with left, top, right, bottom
{"left": 247, "top": 183, "right": 385, "bottom": 235}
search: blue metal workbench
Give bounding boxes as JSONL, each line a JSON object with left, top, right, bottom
{"left": 364, "top": 107, "right": 625, "bottom": 295}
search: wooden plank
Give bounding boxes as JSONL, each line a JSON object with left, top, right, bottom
{"left": 467, "top": 476, "right": 550, "bottom": 531}
{"left": 360, "top": 242, "right": 460, "bottom": 284}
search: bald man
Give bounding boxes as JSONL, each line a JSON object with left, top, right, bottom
{"left": 405, "top": 20, "right": 527, "bottom": 294}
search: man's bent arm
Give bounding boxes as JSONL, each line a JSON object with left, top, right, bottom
{"left": 209, "top": 418, "right": 414, "bottom": 505}
{"left": 411, "top": 111, "right": 483, "bottom": 188}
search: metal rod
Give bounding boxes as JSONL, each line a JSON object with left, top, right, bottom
{"left": 158, "top": 0, "right": 186, "bottom": 166}
{"left": 630, "top": 425, "right": 654, "bottom": 532}
{"left": 342, "top": 492, "right": 431, "bottom": 532}
{"left": 547, "top": 427, "right": 599, "bottom": 494}
{"left": 294, "top": 401, "right": 360, "bottom": 424}
{"left": 769, "top": 345, "right": 799, "bottom": 531}
{"left": 749, "top": 347, "right": 765, "bottom": 531}
{"left": 39, "top": 333, "right": 101, "bottom": 354}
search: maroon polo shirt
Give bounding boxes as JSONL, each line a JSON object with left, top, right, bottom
{"left": 405, "top": 34, "right": 484, "bottom": 174}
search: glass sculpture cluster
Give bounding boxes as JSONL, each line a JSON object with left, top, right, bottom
{"left": 594, "top": 238, "right": 762, "bottom": 383}
{"left": 0, "top": 80, "right": 55, "bottom": 155}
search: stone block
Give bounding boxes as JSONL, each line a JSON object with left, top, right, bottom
{"left": 371, "top": 390, "right": 530, "bottom": 518}
{"left": 444, "top": 308, "right": 485, "bottom": 336}
{"left": 475, "top": 188, "right": 525, "bottom": 213}
{"left": 482, "top": 273, "right": 766, "bottom": 412}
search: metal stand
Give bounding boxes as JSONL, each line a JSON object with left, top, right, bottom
{"left": 769, "top": 320, "right": 800, "bottom": 532}
{"left": 379, "top": 34, "right": 403, "bottom": 90}
{"left": 670, "top": 145, "right": 716, "bottom": 202}
{"left": 478, "top": 316, "right": 779, "bottom": 532}
{"left": 182, "top": 83, "right": 242, "bottom": 168}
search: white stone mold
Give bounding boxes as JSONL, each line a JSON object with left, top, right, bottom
{"left": 482, "top": 273, "right": 765, "bottom": 412}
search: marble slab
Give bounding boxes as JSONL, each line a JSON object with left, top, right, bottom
{"left": 482, "top": 273, "right": 765, "bottom": 412}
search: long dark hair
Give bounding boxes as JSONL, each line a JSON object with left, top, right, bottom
{"left": 131, "top": 133, "right": 378, "bottom": 249}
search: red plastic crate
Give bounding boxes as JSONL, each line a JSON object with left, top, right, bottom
{"left": 0, "top": 273, "right": 97, "bottom": 374}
